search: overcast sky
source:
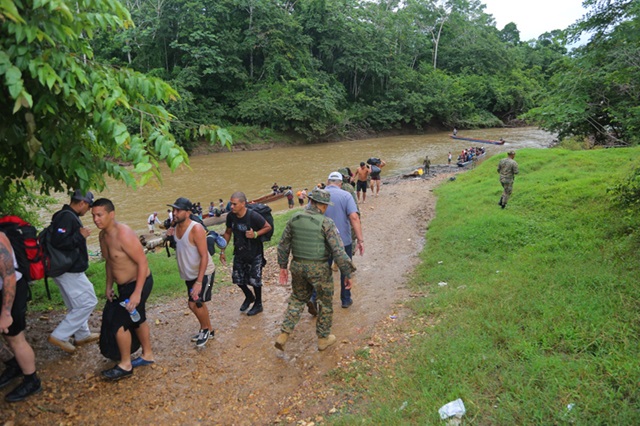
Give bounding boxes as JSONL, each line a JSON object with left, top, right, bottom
{"left": 481, "top": 0, "right": 588, "bottom": 41}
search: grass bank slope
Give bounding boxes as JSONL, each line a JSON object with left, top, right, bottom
{"left": 334, "top": 148, "right": 640, "bottom": 424}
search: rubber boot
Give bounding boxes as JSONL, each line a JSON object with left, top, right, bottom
{"left": 275, "top": 332, "right": 289, "bottom": 351}
{"left": 247, "top": 287, "right": 263, "bottom": 316}
{"left": 239, "top": 285, "right": 255, "bottom": 311}
{"left": 318, "top": 334, "right": 337, "bottom": 351}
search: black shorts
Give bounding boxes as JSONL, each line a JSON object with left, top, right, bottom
{"left": 356, "top": 180, "right": 368, "bottom": 192}
{"left": 1, "top": 277, "right": 28, "bottom": 336}
{"left": 117, "top": 273, "right": 154, "bottom": 328}
{"left": 232, "top": 254, "right": 264, "bottom": 287}
{"left": 185, "top": 272, "right": 214, "bottom": 303}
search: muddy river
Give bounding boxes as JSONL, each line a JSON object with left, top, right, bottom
{"left": 45, "top": 127, "right": 553, "bottom": 249}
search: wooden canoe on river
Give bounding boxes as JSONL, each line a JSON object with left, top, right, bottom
{"left": 450, "top": 135, "right": 506, "bottom": 145}
{"left": 249, "top": 192, "right": 285, "bottom": 204}
{"left": 457, "top": 151, "right": 487, "bottom": 167}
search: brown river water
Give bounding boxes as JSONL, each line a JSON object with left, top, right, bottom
{"left": 45, "top": 127, "right": 553, "bottom": 250}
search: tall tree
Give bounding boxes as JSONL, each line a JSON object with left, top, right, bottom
{"left": 0, "top": 0, "right": 229, "bottom": 210}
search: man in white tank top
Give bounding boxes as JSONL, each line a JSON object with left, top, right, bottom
{"left": 166, "top": 197, "right": 215, "bottom": 348}
{"left": 0, "top": 231, "right": 42, "bottom": 402}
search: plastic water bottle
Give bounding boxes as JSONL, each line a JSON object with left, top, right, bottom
{"left": 120, "top": 298, "right": 140, "bottom": 322}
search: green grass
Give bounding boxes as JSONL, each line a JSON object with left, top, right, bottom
{"left": 28, "top": 208, "right": 299, "bottom": 311}
{"left": 331, "top": 148, "right": 640, "bottom": 424}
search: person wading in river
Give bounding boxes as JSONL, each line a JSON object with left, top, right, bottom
{"left": 497, "top": 150, "right": 519, "bottom": 209}
{"left": 221, "top": 192, "right": 272, "bottom": 316}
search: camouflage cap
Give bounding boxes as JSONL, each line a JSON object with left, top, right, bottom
{"left": 337, "top": 168, "right": 350, "bottom": 181}
{"left": 307, "top": 188, "right": 333, "bottom": 205}
{"left": 507, "top": 150, "right": 516, "bottom": 155}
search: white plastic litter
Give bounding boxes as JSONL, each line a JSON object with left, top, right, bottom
{"left": 399, "top": 401, "right": 408, "bottom": 411}
{"left": 439, "top": 398, "right": 466, "bottom": 420}
{"left": 438, "top": 282, "right": 448, "bottom": 287}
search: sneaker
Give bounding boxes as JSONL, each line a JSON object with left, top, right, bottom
{"left": 191, "top": 329, "right": 215, "bottom": 342}
{"left": 5, "top": 377, "right": 42, "bottom": 402}
{"left": 0, "top": 365, "right": 23, "bottom": 389}
{"left": 48, "top": 335, "right": 76, "bottom": 354}
{"left": 75, "top": 332, "right": 100, "bottom": 346}
{"left": 101, "top": 365, "right": 133, "bottom": 381}
{"left": 318, "top": 334, "right": 337, "bottom": 351}
{"left": 196, "top": 329, "right": 211, "bottom": 347}
{"left": 246, "top": 303, "right": 263, "bottom": 316}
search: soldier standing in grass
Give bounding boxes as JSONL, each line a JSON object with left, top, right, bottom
{"left": 275, "top": 188, "right": 356, "bottom": 352}
{"left": 498, "top": 150, "right": 519, "bottom": 209}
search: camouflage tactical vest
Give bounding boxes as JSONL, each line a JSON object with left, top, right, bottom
{"left": 290, "top": 211, "right": 329, "bottom": 261}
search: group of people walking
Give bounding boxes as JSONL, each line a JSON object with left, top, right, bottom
{"left": 0, "top": 149, "right": 519, "bottom": 401}
{"left": 0, "top": 168, "right": 368, "bottom": 399}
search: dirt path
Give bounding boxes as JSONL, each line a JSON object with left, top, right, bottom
{"left": 0, "top": 171, "right": 456, "bottom": 425}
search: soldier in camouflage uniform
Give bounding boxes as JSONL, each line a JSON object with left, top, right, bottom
{"left": 275, "top": 188, "right": 356, "bottom": 352}
{"left": 497, "top": 150, "right": 519, "bottom": 209}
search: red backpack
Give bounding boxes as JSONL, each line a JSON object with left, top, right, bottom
{"left": 0, "top": 215, "right": 45, "bottom": 282}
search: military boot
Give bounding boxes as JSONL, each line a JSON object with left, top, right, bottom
{"left": 318, "top": 334, "right": 337, "bottom": 351}
{"left": 275, "top": 332, "right": 289, "bottom": 351}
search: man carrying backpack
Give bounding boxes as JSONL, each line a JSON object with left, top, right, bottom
{"left": 221, "top": 192, "right": 272, "bottom": 316}
{"left": 47, "top": 190, "right": 99, "bottom": 354}
{"left": 0, "top": 231, "right": 42, "bottom": 402}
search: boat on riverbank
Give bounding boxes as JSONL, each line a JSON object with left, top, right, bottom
{"left": 249, "top": 192, "right": 285, "bottom": 204}
{"left": 203, "top": 213, "right": 228, "bottom": 227}
{"left": 457, "top": 151, "right": 487, "bottom": 167}
{"left": 450, "top": 135, "right": 505, "bottom": 145}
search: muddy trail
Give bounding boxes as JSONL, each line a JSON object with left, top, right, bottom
{"left": 1, "top": 171, "right": 458, "bottom": 425}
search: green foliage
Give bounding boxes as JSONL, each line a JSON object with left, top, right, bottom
{"left": 607, "top": 160, "right": 640, "bottom": 220}
{"left": 332, "top": 148, "right": 640, "bottom": 424}
{"left": 526, "top": 1, "right": 640, "bottom": 146}
{"left": 235, "top": 76, "right": 346, "bottom": 139}
{"left": 85, "top": 0, "right": 560, "bottom": 140}
{"left": 0, "top": 0, "right": 231, "bottom": 214}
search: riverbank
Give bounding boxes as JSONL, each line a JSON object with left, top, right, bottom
{"left": 0, "top": 169, "right": 454, "bottom": 424}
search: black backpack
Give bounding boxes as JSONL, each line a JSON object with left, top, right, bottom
{"left": 246, "top": 203, "right": 274, "bottom": 242}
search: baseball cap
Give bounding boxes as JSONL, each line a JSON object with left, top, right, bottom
{"left": 72, "top": 189, "right": 94, "bottom": 206}
{"left": 307, "top": 188, "right": 333, "bottom": 205}
{"left": 167, "top": 197, "right": 193, "bottom": 211}
{"left": 327, "top": 171, "right": 343, "bottom": 181}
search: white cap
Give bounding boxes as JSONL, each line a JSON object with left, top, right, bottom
{"left": 327, "top": 171, "right": 343, "bottom": 181}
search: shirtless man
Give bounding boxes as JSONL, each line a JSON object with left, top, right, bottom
{"left": 355, "top": 162, "right": 370, "bottom": 204}
{"left": 92, "top": 198, "right": 154, "bottom": 381}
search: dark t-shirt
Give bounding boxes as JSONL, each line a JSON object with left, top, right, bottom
{"left": 226, "top": 210, "right": 266, "bottom": 260}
